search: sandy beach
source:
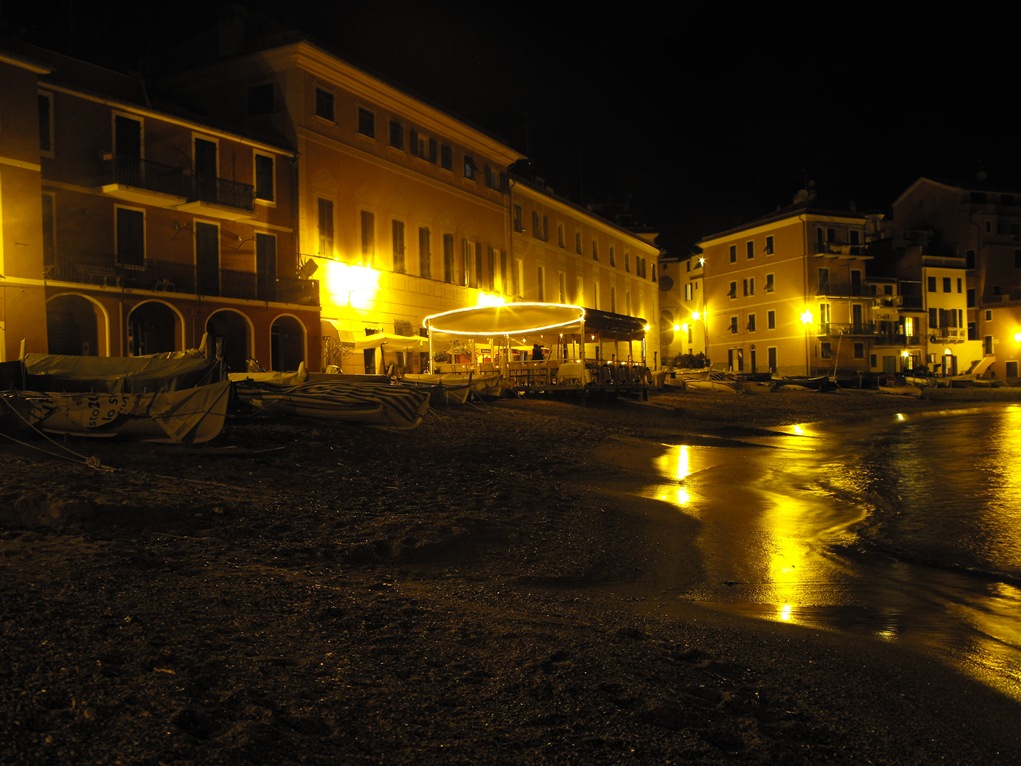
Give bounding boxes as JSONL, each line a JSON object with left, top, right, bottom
{"left": 2, "top": 383, "right": 1021, "bottom": 764}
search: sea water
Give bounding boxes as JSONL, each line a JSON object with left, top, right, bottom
{"left": 641, "top": 403, "right": 1021, "bottom": 702}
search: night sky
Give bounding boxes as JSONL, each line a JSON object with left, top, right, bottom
{"left": 5, "top": 1, "right": 1019, "bottom": 256}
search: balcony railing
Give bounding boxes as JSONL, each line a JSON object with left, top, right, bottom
{"left": 46, "top": 256, "right": 319, "bottom": 306}
{"left": 103, "top": 156, "right": 254, "bottom": 213}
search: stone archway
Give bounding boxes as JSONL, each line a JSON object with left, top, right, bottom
{"left": 127, "top": 302, "right": 179, "bottom": 356}
{"left": 206, "top": 310, "right": 250, "bottom": 373}
{"left": 271, "top": 315, "right": 306, "bottom": 371}
{"left": 46, "top": 295, "right": 101, "bottom": 355}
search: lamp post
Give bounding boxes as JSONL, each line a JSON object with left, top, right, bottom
{"left": 800, "top": 309, "right": 813, "bottom": 376}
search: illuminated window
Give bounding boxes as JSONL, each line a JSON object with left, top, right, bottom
{"left": 443, "top": 234, "right": 455, "bottom": 283}
{"left": 392, "top": 219, "right": 406, "bottom": 273}
{"left": 317, "top": 198, "right": 334, "bottom": 256}
{"left": 315, "top": 88, "right": 334, "bottom": 121}
{"left": 463, "top": 155, "right": 476, "bottom": 180}
{"left": 357, "top": 108, "right": 375, "bottom": 138}
{"left": 419, "top": 227, "right": 431, "bottom": 278}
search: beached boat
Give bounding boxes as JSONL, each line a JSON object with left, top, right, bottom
{"left": 19, "top": 336, "right": 221, "bottom": 393}
{"left": 0, "top": 380, "right": 231, "bottom": 443}
{"left": 400, "top": 372, "right": 474, "bottom": 405}
{"left": 770, "top": 375, "right": 837, "bottom": 392}
{"left": 682, "top": 369, "right": 739, "bottom": 393}
{"left": 876, "top": 373, "right": 924, "bottom": 397}
{"left": 232, "top": 379, "right": 430, "bottom": 430}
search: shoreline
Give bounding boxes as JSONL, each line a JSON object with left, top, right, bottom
{"left": 3, "top": 386, "right": 1021, "bottom": 763}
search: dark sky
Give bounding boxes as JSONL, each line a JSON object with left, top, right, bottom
{"left": 5, "top": 1, "right": 1019, "bottom": 256}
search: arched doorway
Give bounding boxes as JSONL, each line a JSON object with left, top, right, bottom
{"left": 271, "top": 315, "right": 305, "bottom": 371}
{"left": 127, "top": 302, "right": 178, "bottom": 355}
{"left": 46, "top": 295, "right": 101, "bottom": 355}
{"left": 206, "top": 310, "right": 250, "bottom": 373}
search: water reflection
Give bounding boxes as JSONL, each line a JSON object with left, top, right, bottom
{"left": 640, "top": 409, "right": 1021, "bottom": 703}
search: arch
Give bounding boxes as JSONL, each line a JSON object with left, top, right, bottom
{"left": 45, "top": 293, "right": 110, "bottom": 355}
{"left": 270, "top": 314, "right": 306, "bottom": 371}
{"left": 206, "top": 309, "right": 252, "bottom": 373}
{"left": 127, "top": 300, "right": 185, "bottom": 355}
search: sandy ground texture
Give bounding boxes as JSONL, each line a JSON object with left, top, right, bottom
{"left": 3, "top": 383, "right": 1021, "bottom": 764}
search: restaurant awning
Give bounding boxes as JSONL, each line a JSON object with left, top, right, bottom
{"left": 422, "top": 303, "right": 647, "bottom": 340}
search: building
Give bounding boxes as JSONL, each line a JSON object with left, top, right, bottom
{"left": 0, "top": 41, "right": 319, "bottom": 371}
{"left": 156, "top": 15, "right": 659, "bottom": 374}
{"left": 695, "top": 189, "right": 882, "bottom": 377}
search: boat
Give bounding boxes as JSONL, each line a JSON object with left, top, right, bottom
{"left": 19, "top": 334, "right": 222, "bottom": 393}
{"left": 877, "top": 373, "right": 924, "bottom": 397}
{"left": 0, "top": 380, "right": 232, "bottom": 443}
{"left": 400, "top": 372, "right": 474, "bottom": 405}
{"left": 231, "top": 379, "right": 431, "bottom": 430}
{"left": 228, "top": 361, "right": 310, "bottom": 386}
{"left": 770, "top": 375, "right": 837, "bottom": 392}
{"left": 682, "top": 369, "right": 739, "bottom": 393}
{"left": 662, "top": 367, "right": 713, "bottom": 388}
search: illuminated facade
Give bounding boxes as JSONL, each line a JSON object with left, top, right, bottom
{"left": 162, "top": 36, "right": 527, "bottom": 374}
{"left": 0, "top": 43, "right": 318, "bottom": 371}
{"left": 657, "top": 253, "right": 705, "bottom": 366}
{"left": 883, "top": 177, "right": 1021, "bottom": 380}
{"left": 697, "top": 194, "right": 881, "bottom": 377}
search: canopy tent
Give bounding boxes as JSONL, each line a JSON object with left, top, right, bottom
{"left": 352, "top": 332, "right": 430, "bottom": 351}
{"left": 421, "top": 302, "right": 649, "bottom": 371}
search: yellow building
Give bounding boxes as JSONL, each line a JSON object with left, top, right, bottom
{"left": 163, "top": 29, "right": 660, "bottom": 374}
{"left": 697, "top": 192, "right": 881, "bottom": 377}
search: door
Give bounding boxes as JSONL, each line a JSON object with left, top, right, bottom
{"left": 194, "top": 138, "right": 218, "bottom": 203}
{"left": 256, "top": 233, "right": 276, "bottom": 301}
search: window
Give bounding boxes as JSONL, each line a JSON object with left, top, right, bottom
{"left": 821, "top": 342, "right": 833, "bottom": 359}
{"left": 254, "top": 153, "right": 274, "bottom": 202}
{"left": 392, "top": 219, "right": 406, "bottom": 273}
{"left": 486, "top": 246, "right": 496, "bottom": 291}
{"left": 609, "top": 246, "right": 616, "bottom": 267}
{"left": 818, "top": 268, "right": 830, "bottom": 293}
{"left": 743, "top": 278, "right": 755, "bottom": 296}
{"left": 957, "top": 277, "right": 963, "bottom": 293}
{"left": 746, "top": 241, "right": 754, "bottom": 259}
{"left": 728, "top": 281, "right": 737, "bottom": 298}
{"left": 624, "top": 252, "right": 630, "bottom": 273}
{"left": 38, "top": 92, "right": 53, "bottom": 154}
{"left": 765, "top": 273, "right": 775, "bottom": 292}
{"left": 42, "top": 193, "right": 55, "bottom": 267}
{"left": 764, "top": 235, "right": 774, "bottom": 254}
{"left": 360, "top": 211, "right": 375, "bottom": 264}
{"left": 729, "top": 244, "right": 737, "bottom": 263}
{"left": 255, "top": 233, "right": 276, "bottom": 301}
{"left": 575, "top": 232, "right": 582, "bottom": 254}
{"left": 943, "top": 277, "right": 952, "bottom": 292}
{"left": 767, "top": 310, "right": 776, "bottom": 329}
{"left": 513, "top": 258, "right": 523, "bottom": 297}
{"left": 443, "top": 234, "right": 455, "bottom": 283}
{"left": 248, "top": 84, "right": 274, "bottom": 116}
{"left": 317, "top": 198, "right": 334, "bottom": 256}
{"left": 558, "top": 271, "right": 566, "bottom": 302}
{"left": 462, "top": 240, "right": 473, "bottom": 287}
{"left": 532, "top": 211, "right": 541, "bottom": 238}
{"left": 315, "top": 88, "right": 334, "bottom": 121}
{"left": 853, "top": 342, "right": 865, "bottom": 359}
{"left": 115, "top": 207, "right": 144, "bottom": 267}
{"left": 684, "top": 283, "right": 693, "bottom": 301}
{"left": 927, "top": 276, "right": 937, "bottom": 292}
{"left": 729, "top": 316, "right": 738, "bottom": 334}
{"left": 440, "top": 144, "right": 453, "bottom": 170}
{"left": 747, "top": 314, "right": 756, "bottom": 332}
{"left": 419, "top": 227, "right": 431, "bottom": 278}
{"left": 513, "top": 204, "right": 524, "bottom": 232}
{"left": 389, "top": 120, "right": 404, "bottom": 150}
{"left": 537, "top": 266, "right": 545, "bottom": 301}
{"left": 474, "top": 242, "right": 484, "bottom": 289}
{"left": 463, "top": 155, "right": 476, "bottom": 180}
{"left": 357, "top": 107, "right": 375, "bottom": 138}
{"left": 592, "top": 240, "right": 598, "bottom": 261}
{"left": 557, "top": 224, "right": 565, "bottom": 248}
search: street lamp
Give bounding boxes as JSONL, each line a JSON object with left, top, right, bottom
{"left": 800, "top": 309, "right": 813, "bottom": 375}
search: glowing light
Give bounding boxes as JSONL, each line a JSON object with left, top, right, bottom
{"left": 322, "top": 261, "right": 380, "bottom": 310}
{"left": 800, "top": 309, "right": 813, "bottom": 324}
{"left": 778, "top": 604, "right": 793, "bottom": 622}
{"left": 1014, "top": 331, "right": 1021, "bottom": 343}
{"left": 475, "top": 292, "right": 506, "bottom": 307}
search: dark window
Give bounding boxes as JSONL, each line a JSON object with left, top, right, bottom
{"left": 440, "top": 144, "right": 453, "bottom": 170}
{"left": 116, "top": 208, "right": 144, "bottom": 267}
{"left": 318, "top": 198, "right": 334, "bottom": 256}
{"left": 358, "top": 108, "right": 375, "bottom": 137}
{"left": 38, "top": 93, "right": 52, "bottom": 152}
{"left": 419, "top": 227, "right": 431, "bottom": 278}
{"left": 248, "top": 84, "right": 274, "bottom": 116}
{"left": 315, "top": 88, "right": 334, "bottom": 121}
{"left": 255, "top": 154, "right": 274, "bottom": 202}
{"left": 389, "top": 120, "right": 404, "bottom": 150}
{"left": 392, "top": 220, "right": 406, "bottom": 273}
{"left": 463, "top": 155, "right": 476, "bottom": 180}
{"left": 443, "top": 234, "right": 455, "bottom": 283}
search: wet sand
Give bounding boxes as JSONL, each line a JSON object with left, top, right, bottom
{"left": 3, "top": 384, "right": 1021, "bottom": 764}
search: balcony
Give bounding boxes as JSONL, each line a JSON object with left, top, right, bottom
{"left": 100, "top": 156, "right": 255, "bottom": 218}
{"left": 45, "top": 256, "right": 319, "bottom": 306}
{"left": 815, "top": 322, "right": 878, "bottom": 337}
